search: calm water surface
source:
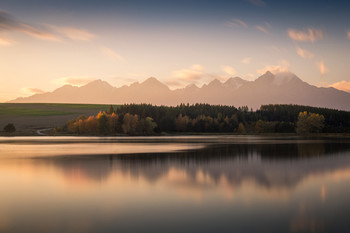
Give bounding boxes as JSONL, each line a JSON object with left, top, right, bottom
{"left": 1, "top": 136, "right": 350, "bottom": 233}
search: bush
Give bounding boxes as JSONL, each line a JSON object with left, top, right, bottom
{"left": 3, "top": 123, "right": 16, "bottom": 133}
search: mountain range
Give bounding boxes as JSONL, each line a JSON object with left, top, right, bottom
{"left": 9, "top": 71, "right": 350, "bottom": 111}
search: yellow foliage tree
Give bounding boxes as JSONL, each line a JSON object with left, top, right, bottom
{"left": 237, "top": 122, "right": 246, "bottom": 134}
{"left": 297, "top": 111, "right": 325, "bottom": 134}
{"left": 175, "top": 114, "right": 190, "bottom": 131}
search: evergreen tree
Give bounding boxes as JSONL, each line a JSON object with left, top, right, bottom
{"left": 107, "top": 105, "right": 115, "bottom": 114}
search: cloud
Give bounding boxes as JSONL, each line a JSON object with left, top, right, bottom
{"left": 296, "top": 47, "right": 314, "bottom": 59}
{"left": 0, "top": 35, "right": 14, "bottom": 45}
{"left": 347, "top": 31, "right": 350, "bottom": 39}
{"left": 247, "top": 0, "right": 266, "bottom": 7}
{"left": 172, "top": 64, "right": 204, "bottom": 82}
{"left": 19, "top": 24, "right": 58, "bottom": 41}
{"left": 126, "top": 73, "right": 146, "bottom": 78}
{"left": 255, "top": 25, "right": 269, "bottom": 34}
{"left": 101, "top": 47, "right": 125, "bottom": 62}
{"left": 221, "top": 66, "right": 236, "bottom": 76}
{"left": 244, "top": 73, "right": 255, "bottom": 79}
{"left": 256, "top": 60, "right": 290, "bottom": 75}
{"left": 0, "top": 10, "right": 59, "bottom": 41}
{"left": 54, "top": 76, "right": 94, "bottom": 86}
{"left": 317, "top": 61, "right": 328, "bottom": 75}
{"left": 242, "top": 57, "right": 252, "bottom": 64}
{"left": 0, "top": 10, "right": 96, "bottom": 43}
{"left": 164, "top": 80, "right": 184, "bottom": 88}
{"left": 22, "top": 87, "right": 45, "bottom": 95}
{"left": 51, "top": 26, "right": 95, "bottom": 41}
{"left": 228, "top": 18, "right": 247, "bottom": 28}
{"left": 287, "top": 28, "right": 323, "bottom": 42}
{"left": 255, "top": 23, "right": 271, "bottom": 34}
{"left": 165, "top": 64, "right": 207, "bottom": 88}
{"left": 168, "top": 65, "right": 237, "bottom": 88}
{"left": 328, "top": 81, "right": 350, "bottom": 93}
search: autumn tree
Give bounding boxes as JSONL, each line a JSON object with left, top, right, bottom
{"left": 175, "top": 114, "right": 190, "bottom": 131}
{"left": 122, "top": 113, "right": 139, "bottom": 135}
{"left": 108, "top": 113, "right": 119, "bottom": 133}
{"left": 296, "top": 111, "right": 325, "bottom": 134}
{"left": 137, "top": 117, "right": 157, "bottom": 135}
{"left": 76, "top": 115, "right": 87, "bottom": 133}
{"left": 97, "top": 112, "right": 110, "bottom": 135}
{"left": 255, "top": 120, "right": 264, "bottom": 133}
{"left": 237, "top": 122, "right": 246, "bottom": 134}
{"left": 85, "top": 116, "right": 98, "bottom": 134}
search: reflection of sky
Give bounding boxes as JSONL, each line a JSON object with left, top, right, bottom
{"left": 1, "top": 140, "right": 350, "bottom": 232}
{"left": 1, "top": 0, "right": 350, "bottom": 100}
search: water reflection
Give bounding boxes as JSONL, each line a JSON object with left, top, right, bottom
{"left": 24, "top": 142, "right": 350, "bottom": 189}
{"left": 1, "top": 137, "right": 350, "bottom": 233}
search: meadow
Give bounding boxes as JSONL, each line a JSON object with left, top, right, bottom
{"left": 0, "top": 103, "right": 110, "bottom": 134}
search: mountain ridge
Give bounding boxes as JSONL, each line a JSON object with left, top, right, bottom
{"left": 9, "top": 71, "right": 350, "bottom": 111}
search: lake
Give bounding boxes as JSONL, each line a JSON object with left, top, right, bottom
{"left": 1, "top": 136, "right": 350, "bottom": 233}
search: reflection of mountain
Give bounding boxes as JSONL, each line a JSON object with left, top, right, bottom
{"left": 35, "top": 142, "right": 350, "bottom": 190}
{"left": 9, "top": 71, "right": 350, "bottom": 111}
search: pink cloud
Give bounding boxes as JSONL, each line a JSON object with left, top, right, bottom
{"left": 296, "top": 47, "right": 314, "bottom": 59}
{"left": 228, "top": 18, "right": 247, "bottom": 28}
{"left": 288, "top": 28, "right": 323, "bottom": 42}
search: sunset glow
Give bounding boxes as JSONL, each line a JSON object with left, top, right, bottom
{"left": 1, "top": 0, "right": 350, "bottom": 101}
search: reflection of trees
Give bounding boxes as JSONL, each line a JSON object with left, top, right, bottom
{"left": 297, "top": 143, "right": 325, "bottom": 157}
{"left": 35, "top": 142, "right": 350, "bottom": 190}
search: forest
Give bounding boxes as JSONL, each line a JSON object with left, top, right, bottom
{"left": 57, "top": 103, "right": 350, "bottom": 135}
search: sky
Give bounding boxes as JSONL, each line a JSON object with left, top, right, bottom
{"left": 1, "top": 0, "right": 350, "bottom": 101}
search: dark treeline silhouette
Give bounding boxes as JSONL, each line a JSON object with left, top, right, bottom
{"left": 58, "top": 103, "right": 350, "bottom": 135}
{"left": 258, "top": 104, "right": 350, "bottom": 133}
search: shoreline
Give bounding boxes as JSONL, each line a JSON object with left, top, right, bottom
{"left": 2, "top": 131, "right": 350, "bottom": 138}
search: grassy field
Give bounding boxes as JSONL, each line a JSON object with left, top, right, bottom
{"left": 0, "top": 103, "right": 111, "bottom": 134}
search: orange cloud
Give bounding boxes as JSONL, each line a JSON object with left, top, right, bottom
{"left": 22, "top": 87, "right": 45, "bottom": 95}
{"left": 317, "top": 61, "right": 328, "bottom": 75}
{"left": 328, "top": 81, "right": 350, "bottom": 93}
{"left": 101, "top": 47, "right": 125, "bottom": 62}
{"left": 256, "top": 60, "right": 289, "bottom": 75}
{"left": 0, "top": 35, "right": 14, "bottom": 45}
{"left": 348, "top": 31, "right": 350, "bottom": 39}
{"left": 166, "top": 64, "right": 209, "bottom": 88}
{"left": 54, "top": 77, "right": 94, "bottom": 86}
{"left": 19, "top": 24, "right": 59, "bottom": 41}
{"left": 288, "top": 28, "right": 323, "bottom": 42}
{"left": 52, "top": 26, "right": 95, "bottom": 41}
{"left": 172, "top": 64, "right": 204, "bottom": 82}
{"left": 0, "top": 10, "right": 59, "bottom": 41}
{"left": 221, "top": 66, "right": 236, "bottom": 76}
{"left": 242, "top": 57, "right": 252, "bottom": 64}
{"left": 296, "top": 47, "right": 314, "bottom": 59}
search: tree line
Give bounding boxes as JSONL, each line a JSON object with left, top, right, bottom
{"left": 57, "top": 103, "right": 350, "bottom": 135}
